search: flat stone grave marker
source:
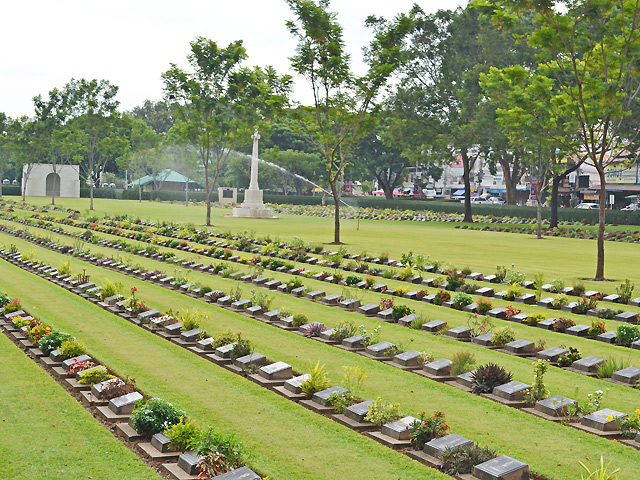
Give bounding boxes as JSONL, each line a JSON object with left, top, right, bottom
{"left": 279, "top": 316, "right": 294, "bottom": 328}
{"left": 354, "top": 281, "right": 367, "bottom": 289}
{"left": 504, "top": 339, "right": 535, "bottom": 355}
{"left": 180, "top": 328, "right": 203, "bottom": 343}
{"left": 306, "top": 290, "right": 325, "bottom": 301}
{"left": 150, "top": 432, "right": 174, "bottom": 453}
{"left": 233, "top": 353, "right": 266, "bottom": 369}
{"left": 342, "top": 334, "right": 368, "bottom": 350}
{"left": 299, "top": 322, "right": 325, "bottom": 334}
{"left": 561, "top": 286, "right": 574, "bottom": 295}
{"left": 62, "top": 355, "right": 92, "bottom": 371}
{"left": 516, "top": 293, "right": 536, "bottom": 304}
{"left": 239, "top": 274, "right": 252, "bottom": 282}
{"left": 345, "top": 399, "right": 374, "bottom": 423}
{"left": 340, "top": 298, "right": 361, "bottom": 310}
{"left": 377, "top": 308, "right": 394, "bottom": 321}
{"left": 484, "top": 274, "right": 498, "bottom": 283}
{"left": 423, "top": 294, "right": 435, "bottom": 303}
{"left": 215, "top": 343, "right": 235, "bottom": 359}
{"left": 359, "top": 304, "right": 380, "bottom": 316}
{"left": 456, "top": 369, "right": 477, "bottom": 389}
{"left": 572, "top": 355, "right": 604, "bottom": 374}
{"left": 611, "top": 366, "right": 640, "bottom": 385}
{"left": 535, "top": 395, "right": 577, "bottom": 417}
{"left": 291, "top": 286, "right": 307, "bottom": 297}
{"left": 209, "top": 466, "right": 260, "bottom": 480}
{"left": 231, "top": 299, "right": 251, "bottom": 310}
{"left": 284, "top": 374, "right": 310, "bottom": 394}
{"left": 582, "top": 408, "right": 627, "bottom": 431}
{"left": 265, "top": 280, "right": 281, "bottom": 290}
{"left": 381, "top": 416, "right": 418, "bottom": 440}
{"left": 597, "top": 331, "right": 617, "bottom": 344}
{"left": 138, "top": 309, "right": 160, "bottom": 321}
{"left": 392, "top": 349, "right": 421, "bottom": 368}
{"left": 371, "top": 284, "right": 387, "bottom": 292}
{"left": 615, "top": 311, "right": 638, "bottom": 323}
{"left": 603, "top": 294, "right": 620, "bottom": 303}
{"left": 5, "top": 310, "right": 26, "bottom": 320}
{"left": 177, "top": 452, "right": 203, "bottom": 476}
{"left": 488, "top": 308, "right": 507, "bottom": 319}
{"left": 204, "top": 290, "right": 225, "bottom": 302}
{"left": 322, "top": 294, "right": 341, "bottom": 305}
{"left": 423, "top": 358, "right": 452, "bottom": 377}
{"left": 473, "top": 455, "right": 529, "bottom": 480}
{"left": 537, "top": 297, "right": 555, "bottom": 308}
{"left": 629, "top": 297, "right": 640, "bottom": 307}
{"left": 537, "top": 318, "right": 556, "bottom": 330}
{"left": 217, "top": 296, "right": 232, "bottom": 306}
{"left": 312, "top": 386, "right": 349, "bottom": 406}
{"left": 537, "top": 347, "right": 568, "bottom": 362}
{"left": 493, "top": 380, "right": 531, "bottom": 401}
{"left": 246, "top": 306, "right": 262, "bottom": 317}
{"left": 403, "top": 291, "right": 418, "bottom": 300}
{"left": 541, "top": 284, "right": 553, "bottom": 291}
{"left": 422, "top": 320, "right": 446, "bottom": 332}
{"left": 109, "top": 391, "right": 143, "bottom": 415}
{"left": 398, "top": 313, "right": 420, "bottom": 327}
{"left": 561, "top": 302, "right": 579, "bottom": 313}
{"left": 566, "top": 324, "right": 590, "bottom": 336}
{"left": 196, "top": 337, "right": 214, "bottom": 351}
{"left": 424, "top": 434, "right": 473, "bottom": 458}
{"left": 510, "top": 313, "right": 529, "bottom": 323}
{"left": 263, "top": 310, "right": 280, "bottom": 322}
{"left": 165, "top": 322, "right": 183, "bottom": 334}
{"left": 259, "top": 361, "right": 292, "bottom": 380}
{"left": 473, "top": 332, "right": 494, "bottom": 347}
{"left": 583, "top": 290, "right": 601, "bottom": 298}
{"left": 475, "top": 287, "right": 494, "bottom": 297}
{"left": 522, "top": 280, "right": 535, "bottom": 289}
{"left": 318, "top": 328, "right": 335, "bottom": 341}
{"left": 632, "top": 340, "right": 640, "bottom": 350}
{"left": 445, "top": 326, "right": 471, "bottom": 340}
{"left": 365, "top": 341, "right": 394, "bottom": 357}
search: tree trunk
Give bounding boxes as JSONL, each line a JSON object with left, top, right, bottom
{"left": 595, "top": 167, "right": 606, "bottom": 280}
{"left": 185, "top": 178, "right": 189, "bottom": 207}
{"left": 498, "top": 155, "right": 519, "bottom": 205}
{"left": 206, "top": 192, "right": 212, "bottom": 226}
{"left": 333, "top": 193, "right": 341, "bottom": 243}
{"left": 138, "top": 181, "right": 142, "bottom": 203}
{"left": 0, "top": 165, "right": 3, "bottom": 199}
{"left": 462, "top": 152, "right": 472, "bottom": 223}
{"left": 536, "top": 183, "right": 543, "bottom": 239}
{"left": 550, "top": 174, "right": 562, "bottom": 229}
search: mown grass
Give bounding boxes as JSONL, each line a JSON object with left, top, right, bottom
{"left": 0, "top": 332, "right": 160, "bottom": 480}
{"left": 1, "top": 232, "right": 640, "bottom": 479}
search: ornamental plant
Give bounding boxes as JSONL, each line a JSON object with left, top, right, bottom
{"left": 575, "top": 296, "right": 598, "bottom": 314}
{"left": 445, "top": 270, "right": 466, "bottom": 291}
{"left": 441, "top": 445, "right": 497, "bottom": 476}
{"left": 616, "top": 324, "right": 640, "bottom": 347}
{"left": 409, "top": 411, "right": 450, "bottom": 449}
{"left": 476, "top": 297, "right": 493, "bottom": 315}
{"left": 470, "top": 363, "right": 513, "bottom": 394}
{"left": 504, "top": 306, "right": 522, "bottom": 320}
{"left": 525, "top": 360, "right": 549, "bottom": 406}
{"left": 164, "top": 416, "right": 201, "bottom": 451}
{"left": 557, "top": 347, "right": 582, "bottom": 367}
{"left": 588, "top": 320, "right": 606, "bottom": 337}
{"left": 229, "top": 334, "right": 252, "bottom": 360}
{"left": 391, "top": 305, "right": 413, "bottom": 321}
{"left": 78, "top": 366, "right": 115, "bottom": 385}
{"left": 58, "top": 338, "right": 87, "bottom": 359}
{"left": 380, "top": 297, "right": 394, "bottom": 310}
{"left": 331, "top": 321, "right": 358, "bottom": 342}
{"left": 452, "top": 292, "right": 473, "bottom": 309}
{"left": 433, "top": 289, "right": 450, "bottom": 306}
{"left": 363, "top": 397, "right": 402, "bottom": 427}
{"left": 300, "top": 362, "right": 330, "bottom": 398}
{"left": 292, "top": 314, "right": 308, "bottom": 328}
{"left": 491, "top": 327, "right": 516, "bottom": 347}
{"left": 2, "top": 298, "right": 22, "bottom": 314}
{"left": 130, "top": 398, "right": 185, "bottom": 438}
{"left": 345, "top": 274, "right": 362, "bottom": 286}
{"left": 38, "top": 331, "right": 74, "bottom": 354}
{"left": 553, "top": 318, "right": 575, "bottom": 333}
{"left": 451, "top": 351, "right": 476, "bottom": 376}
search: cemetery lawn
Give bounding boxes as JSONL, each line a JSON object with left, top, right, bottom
{"left": 0, "top": 332, "right": 160, "bottom": 480}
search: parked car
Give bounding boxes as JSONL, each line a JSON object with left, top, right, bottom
{"left": 470, "top": 196, "right": 492, "bottom": 204}
{"left": 488, "top": 196, "right": 505, "bottom": 204}
{"left": 576, "top": 202, "right": 599, "bottom": 209}
{"left": 622, "top": 203, "right": 640, "bottom": 211}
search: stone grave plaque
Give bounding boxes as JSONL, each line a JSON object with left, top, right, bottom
{"left": 632, "top": 340, "right": 640, "bottom": 350}
{"left": 381, "top": 416, "right": 418, "bottom": 440}
{"left": 263, "top": 310, "right": 280, "bottom": 322}
{"left": 515, "top": 293, "right": 536, "bottom": 304}
{"left": 614, "top": 311, "right": 638, "bottom": 323}
{"left": 259, "top": 361, "right": 292, "bottom": 380}
{"left": 217, "top": 296, "right": 232, "bottom": 306}
{"left": 231, "top": 299, "right": 251, "bottom": 310}
{"left": 306, "top": 290, "right": 325, "bottom": 301}
{"left": 535, "top": 395, "right": 577, "bottom": 417}
{"left": 239, "top": 274, "right": 252, "bottom": 282}
{"left": 611, "top": 366, "right": 640, "bottom": 385}
{"left": 424, "top": 434, "right": 473, "bottom": 458}
{"left": 340, "top": 298, "right": 361, "bottom": 310}
{"left": 393, "top": 349, "right": 420, "bottom": 368}
{"left": 151, "top": 432, "right": 173, "bottom": 453}
{"left": 322, "top": 294, "right": 342, "bottom": 305}
{"left": 177, "top": 452, "right": 203, "bottom": 476}
{"left": 398, "top": 313, "right": 420, "bottom": 327}
{"left": 359, "top": 303, "right": 380, "bottom": 316}
{"left": 561, "top": 302, "right": 579, "bottom": 313}
{"left": 342, "top": 334, "right": 367, "bottom": 349}
{"left": 62, "top": 355, "right": 92, "bottom": 371}
{"left": 377, "top": 308, "right": 394, "bottom": 321}
{"left": 180, "top": 328, "right": 203, "bottom": 343}
{"left": 475, "top": 287, "right": 494, "bottom": 297}
{"left": 215, "top": 343, "right": 235, "bottom": 359}
{"left": 629, "top": 297, "right": 640, "bottom": 307}
{"left": 138, "top": 309, "right": 160, "bottom": 321}
{"left": 537, "top": 347, "right": 567, "bottom": 362}
{"left": 291, "top": 286, "right": 307, "bottom": 297}
{"left": 504, "top": 339, "right": 535, "bottom": 355}
{"left": 484, "top": 274, "right": 498, "bottom": 283}
{"left": 473, "top": 332, "right": 494, "bottom": 347}
{"left": 463, "top": 302, "right": 478, "bottom": 313}
{"left": 566, "top": 324, "right": 590, "bottom": 336}
{"left": 522, "top": 281, "right": 535, "bottom": 289}
{"left": 582, "top": 408, "right": 627, "bottom": 431}
{"left": 318, "top": 328, "right": 335, "bottom": 341}
{"left": 365, "top": 341, "right": 394, "bottom": 357}
{"left": 445, "top": 326, "right": 471, "bottom": 340}
{"left": 312, "top": 386, "right": 349, "bottom": 406}
{"left": 299, "top": 322, "right": 325, "bottom": 335}
{"left": 196, "top": 337, "right": 214, "bottom": 351}
{"left": 537, "top": 318, "right": 556, "bottom": 330}
{"left": 572, "top": 355, "right": 604, "bottom": 373}
{"left": 284, "top": 374, "right": 310, "bottom": 394}
{"left": 165, "top": 322, "right": 183, "bottom": 334}
{"left": 371, "top": 284, "right": 387, "bottom": 292}
{"left": 424, "top": 358, "right": 452, "bottom": 376}
{"left": 422, "top": 320, "right": 446, "bottom": 332}
{"left": 597, "top": 331, "right": 617, "bottom": 344}
{"left": 537, "top": 297, "right": 554, "bottom": 308}
{"left": 473, "top": 455, "right": 529, "bottom": 480}
{"left": 583, "top": 290, "right": 600, "bottom": 298}
{"left": 345, "top": 400, "right": 374, "bottom": 423}
{"left": 265, "top": 280, "right": 281, "bottom": 290}
{"left": 355, "top": 281, "right": 367, "bottom": 289}
{"left": 233, "top": 353, "right": 266, "bottom": 369}
{"left": 603, "top": 294, "right": 620, "bottom": 303}
{"left": 109, "top": 391, "right": 143, "bottom": 415}
{"left": 246, "top": 305, "right": 262, "bottom": 317}
{"left": 510, "top": 313, "right": 529, "bottom": 323}
{"left": 423, "top": 294, "right": 435, "bottom": 303}
{"left": 209, "top": 466, "right": 260, "bottom": 480}
{"left": 488, "top": 308, "right": 507, "bottom": 319}
{"left": 456, "top": 369, "right": 477, "bottom": 389}
{"left": 493, "top": 381, "right": 531, "bottom": 401}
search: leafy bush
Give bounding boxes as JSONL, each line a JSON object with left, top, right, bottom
{"left": 1, "top": 298, "right": 22, "bottom": 314}
{"left": 491, "top": 327, "right": 516, "bottom": 347}
{"left": 451, "top": 351, "right": 476, "bottom": 376}
{"left": 38, "top": 331, "right": 74, "bottom": 354}
{"left": 345, "top": 274, "right": 362, "bottom": 286}
{"left": 292, "top": 314, "right": 308, "bottom": 328}
{"left": 575, "top": 297, "right": 598, "bottom": 314}
{"left": 433, "top": 289, "right": 450, "bottom": 306}
{"left": 230, "top": 334, "right": 252, "bottom": 360}
{"left": 409, "top": 411, "right": 450, "bottom": 449}
{"left": 557, "top": 347, "right": 581, "bottom": 367}
{"left": 597, "top": 308, "right": 620, "bottom": 320}
{"left": 300, "top": 362, "right": 330, "bottom": 398}
{"left": 550, "top": 278, "right": 565, "bottom": 293}
{"left": 285, "top": 277, "right": 304, "bottom": 293}
{"left": 164, "top": 417, "right": 201, "bottom": 451}
{"left": 331, "top": 321, "right": 357, "bottom": 342}
{"left": 58, "top": 338, "right": 87, "bottom": 359}
{"left": 522, "top": 312, "right": 546, "bottom": 326}
{"left": 445, "top": 270, "right": 466, "bottom": 291}
{"left": 504, "top": 283, "right": 524, "bottom": 301}
{"left": 476, "top": 297, "right": 493, "bottom": 314}
{"left": 553, "top": 317, "right": 575, "bottom": 333}
{"left": 391, "top": 305, "right": 413, "bottom": 321}
{"left": 597, "top": 357, "right": 629, "bottom": 379}
{"left": 363, "top": 397, "right": 402, "bottom": 427}
{"left": 588, "top": 320, "right": 606, "bottom": 337}
{"left": 410, "top": 315, "right": 426, "bottom": 330}
{"left": 616, "top": 279, "right": 635, "bottom": 304}
{"left": 327, "top": 391, "right": 359, "bottom": 414}
{"left": 130, "top": 398, "right": 185, "bottom": 438}
{"left": 572, "top": 281, "right": 586, "bottom": 296}
{"left": 211, "top": 329, "right": 238, "bottom": 349}
{"left": 616, "top": 324, "right": 640, "bottom": 347}
{"left": 470, "top": 363, "right": 513, "bottom": 394}
{"left": 78, "top": 366, "right": 115, "bottom": 385}
{"left": 551, "top": 294, "right": 569, "bottom": 309}
{"left": 452, "top": 292, "right": 473, "bottom": 309}
{"left": 100, "top": 279, "right": 122, "bottom": 302}
{"left": 180, "top": 309, "right": 203, "bottom": 332}
{"left": 101, "top": 376, "right": 137, "bottom": 401}
{"left": 441, "top": 445, "right": 497, "bottom": 476}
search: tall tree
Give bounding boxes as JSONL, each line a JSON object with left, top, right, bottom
{"left": 130, "top": 99, "right": 175, "bottom": 135}
{"left": 476, "top": 0, "right": 640, "bottom": 280}
{"left": 0, "top": 113, "right": 10, "bottom": 199}
{"left": 163, "top": 37, "right": 291, "bottom": 226}
{"left": 286, "top": 0, "right": 414, "bottom": 243}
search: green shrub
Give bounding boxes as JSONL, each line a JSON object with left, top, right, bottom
{"left": 179, "top": 309, "right": 203, "bottom": 332}
{"left": 58, "top": 338, "right": 87, "bottom": 359}
{"left": 551, "top": 294, "right": 569, "bottom": 309}
{"left": 363, "top": 397, "right": 402, "bottom": 427}
{"left": 345, "top": 274, "right": 362, "bottom": 286}
{"left": 327, "top": 391, "right": 358, "bottom": 414}
{"left": 391, "top": 305, "right": 413, "bottom": 321}
{"left": 211, "top": 329, "right": 238, "bottom": 349}
{"left": 452, "top": 292, "right": 473, "bottom": 309}
{"left": 300, "top": 362, "right": 330, "bottom": 398}
{"left": 164, "top": 417, "right": 201, "bottom": 451}
{"left": 38, "top": 331, "right": 75, "bottom": 354}
{"left": 616, "top": 279, "right": 635, "bottom": 304}
{"left": 557, "top": 347, "right": 581, "bottom": 367}
{"left": 331, "top": 321, "right": 357, "bottom": 342}
{"left": 131, "top": 398, "right": 185, "bottom": 438}
{"left": 100, "top": 279, "right": 122, "bottom": 302}
{"left": 78, "top": 366, "right": 115, "bottom": 385}
{"left": 597, "top": 357, "right": 629, "bottom": 379}
{"left": 409, "top": 411, "right": 450, "bottom": 449}
{"left": 441, "top": 445, "right": 497, "bottom": 476}
{"left": 451, "top": 351, "right": 476, "bottom": 376}
{"left": 476, "top": 297, "right": 493, "bottom": 315}
{"left": 616, "top": 324, "right": 640, "bottom": 347}
{"left": 470, "top": 363, "right": 513, "bottom": 394}
{"left": 292, "top": 314, "right": 308, "bottom": 328}
{"left": 491, "top": 327, "right": 516, "bottom": 347}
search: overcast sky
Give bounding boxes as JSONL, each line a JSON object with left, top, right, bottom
{"left": 2, "top": 1, "right": 465, "bottom": 118}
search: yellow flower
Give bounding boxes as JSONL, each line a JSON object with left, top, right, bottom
{"left": 635, "top": 409, "right": 640, "bottom": 415}
{"left": 606, "top": 414, "right": 614, "bottom": 422}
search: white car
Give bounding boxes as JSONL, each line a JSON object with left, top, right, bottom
{"left": 622, "top": 203, "right": 640, "bottom": 211}
{"left": 576, "top": 203, "right": 599, "bottom": 209}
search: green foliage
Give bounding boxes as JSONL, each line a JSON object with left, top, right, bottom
{"left": 130, "top": 398, "right": 185, "bottom": 438}
{"left": 100, "top": 278, "right": 122, "bottom": 302}
{"left": 230, "top": 334, "right": 252, "bottom": 360}
{"left": 553, "top": 317, "right": 575, "bottom": 333}
{"left": 597, "top": 357, "right": 629, "bottom": 379}
{"left": 579, "top": 456, "right": 620, "bottom": 480}
{"left": 363, "top": 397, "right": 402, "bottom": 427}
{"left": 410, "top": 315, "right": 426, "bottom": 330}
{"left": 331, "top": 321, "right": 357, "bottom": 342}
{"left": 179, "top": 309, "right": 203, "bottom": 332}
{"left": 550, "top": 278, "right": 565, "bottom": 294}
{"left": 471, "top": 363, "right": 513, "bottom": 394}
{"left": 452, "top": 292, "right": 473, "bottom": 309}
{"left": 391, "top": 304, "right": 413, "bottom": 321}
{"left": 59, "top": 260, "right": 72, "bottom": 276}
{"left": 164, "top": 416, "right": 201, "bottom": 451}
{"left": 38, "top": 331, "right": 74, "bottom": 354}
{"left": 441, "top": 445, "right": 497, "bottom": 476}
{"left": 491, "top": 327, "right": 516, "bottom": 347}
{"left": 504, "top": 283, "right": 523, "bottom": 301}
{"left": 525, "top": 360, "right": 549, "bottom": 405}
{"left": 451, "top": 351, "right": 476, "bottom": 376}
{"left": 345, "top": 274, "right": 362, "bottom": 286}
{"left": 285, "top": 277, "right": 304, "bottom": 292}
{"left": 557, "top": 347, "right": 582, "bottom": 367}
{"left": 194, "top": 427, "right": 245, "bottom": 471}
{"left": 616, "top": 279, "right": 635, "bottom": 304}
{"left": 327, "top": 391, "right": 358, "bottom": 414}
{"left": 409, "top": 411, "right": 450, "bottom": 449}
{"left": 292, "top": 314, "right": 308, "bottom": 328}
{"left": 78, "top": 366, "right": 115, "bottom": 385}
{"left": 300, "top": 362, "right": 330, "bottom": 398}
{"left": 616, "top": 324, "right": 640, "bottom": 347}
{"left": 340, "top": 365, "right": 367, "bottom": 398}
{"left": 476, "top": 297, "right": 493, "bottom": 314}
{"left": 445, "top": 270, "right": 466, "bottom": 291}
{"left": 58, "top": 338, "right": 87, "bottom": 359}
{"left": 211, "top": 329, "right": 238, "bottom": 349}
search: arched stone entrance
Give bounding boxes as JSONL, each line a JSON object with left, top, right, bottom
{"left": 45, "top": 172, "right": 61, "bottom": 197}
